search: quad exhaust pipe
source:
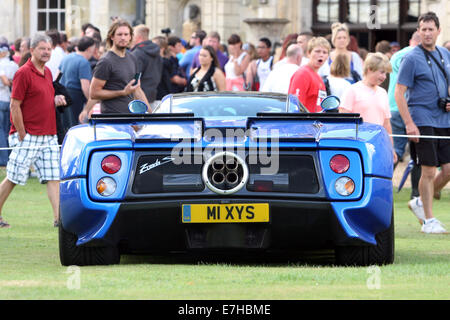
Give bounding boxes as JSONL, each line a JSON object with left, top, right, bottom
{"left": 204, "top": 152, "right": 249, "bottom": 194}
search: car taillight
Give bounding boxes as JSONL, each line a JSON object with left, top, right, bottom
{"left": 253, "top": 181, "right": 273, "bottom": 192}
{"left": 330, "top": 155, "right": 350, "bottom": 174}
{"left": 97, "top": 177, "right": 117, "bottom": 196}
{"left": 101, "top": 155, "right": 121, "bottom": 174}
{"left": 335, "top": 177, "right": 355, "bottom": 196}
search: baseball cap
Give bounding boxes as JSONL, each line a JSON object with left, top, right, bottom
{"left": 390, "top": 41, "right": 400, "bottom": 47}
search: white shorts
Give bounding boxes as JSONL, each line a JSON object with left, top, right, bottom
{"left": 7, "top": 133, "right": 60, "bottom": 185}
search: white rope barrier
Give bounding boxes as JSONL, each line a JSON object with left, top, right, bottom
{"left": 0, "top": 145, "right": 62, "bottom": 151}
{"left": 0, "top": 134, "right": 448, "bottom": 151}
{"left": 390, "top": 134, "right": 450, "bottom": 140}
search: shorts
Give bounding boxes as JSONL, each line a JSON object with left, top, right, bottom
{"left": 411, "top": 127, "right": 450, "bottom": 167}
{"left": 6, "top": 133, "right": 60, "bottom": 185}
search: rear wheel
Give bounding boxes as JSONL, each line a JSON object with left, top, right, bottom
{"left": 335, "top": 211, "right": 394, "bottom": 266}
{"left": 59, "top": 222, "right": 120, "bottom": 266}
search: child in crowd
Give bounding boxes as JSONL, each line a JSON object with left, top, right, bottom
{"left": 323, "top": 53, "right": 352, "bottom": 99}
{"left": 288, "top": 37, "right": 330, "bottom": 112}
{"left": 340, "top": 52, "right": 397, "bottom": 162}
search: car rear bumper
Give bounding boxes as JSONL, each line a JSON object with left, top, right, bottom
{"left": 94, "top": 199, "right": 356, "bottom": 253}
{"left": 60, "top": 177, "right": 392, "bottom": 252}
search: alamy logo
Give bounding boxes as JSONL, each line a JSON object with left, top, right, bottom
{"left": 366, "top": 266, "right": 381, "bottom": 290}
{"left": 66, "top": 266, "right": 81, "bottom": 290}
{"left": 170, "top": 128, "right": 280, "bottom": 175}
{"left": 367, "top": 5, "right": 380, "bottom": 30}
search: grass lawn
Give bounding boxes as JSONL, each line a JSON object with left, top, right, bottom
{"left": 0, "top": 168, "right": 448, "bottom": 300}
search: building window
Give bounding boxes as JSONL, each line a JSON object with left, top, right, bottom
{"left": 314, "top": 0, "right": 419, "bottom": 24}
{"left": 347, "top": 0, "right": 371, "bottom": 24}
{"left": 35, "top": 0, "right": 66, "bottom": 31}
{"left": 377, "top": 0, "right": 400, "bottom": 24}
{"left": 312, "top": 0, "right": 421, "bottom": 50}
{"left": 406, "top": 0, "right": 421, "bottom": 22}
{"left": 316, "top": 0, "right": 340, "bottom": 23}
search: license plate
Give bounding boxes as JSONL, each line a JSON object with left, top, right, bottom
{"left": 182, "top": 203, "right": 269, "bottom": 223}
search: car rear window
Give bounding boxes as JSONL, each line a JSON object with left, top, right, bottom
{"left": 156, "top": 96, "right": 288, "bottom": 117}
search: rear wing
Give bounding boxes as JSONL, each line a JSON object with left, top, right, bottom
{"left": 89, "top": 113, "right": 197, "bottom": 122}
{"left": 88, "top": 112, "right": 363, "bottom": 142}
{"left": 253, "top": 112, "right": 363, "bottom": 122}
{"left": 247, "top": 113, "right": 363, "bottom": 142}
{"left": 89, "top": 113, "right": 204, "bottom": 142}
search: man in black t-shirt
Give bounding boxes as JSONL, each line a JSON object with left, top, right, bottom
{"left": 89, "top": 20, "right": 149, "bottom": 114}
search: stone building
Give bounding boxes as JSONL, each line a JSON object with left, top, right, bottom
{"left": 1, "top": 0, "right": 449, "bottom": 51}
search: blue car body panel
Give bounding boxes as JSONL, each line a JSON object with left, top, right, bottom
{"left": 59, "top": 93, "right": 393, "bottom": 250}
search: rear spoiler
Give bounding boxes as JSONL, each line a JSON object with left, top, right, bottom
{"left": 87, "top": 112, "right": 363, "bottom": 142}
{"left": 247, "top": 113, "right": 363, "bottom": 142}
{"left": 89, "top": 113, "right": 196, "bottom": 123}
{"left": 89, "top": 113, "right": 204, "bottom": 142}
{"left": 89, "top": 112, "right": 362, "bottom": 124}
{"left": 253, "top": 112, "right": 363, "bottom": 123}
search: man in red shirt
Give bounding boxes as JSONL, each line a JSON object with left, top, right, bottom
{"left": 288, "top": 37, "right": 331, "bottom": 112}
{"left": 0, "top": 34, "right": 66, "bottom": 228}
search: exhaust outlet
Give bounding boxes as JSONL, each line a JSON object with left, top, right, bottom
{"left": 212, "top": 171, "right": 225, "bottom": 186}
{"left": 225, "top": 172, "right": 239, "bottom": 186}
{"left": 212, "top": 160, "right": 225, "bottom": 171}
{"left": 225, "top": 159, "right": 238, "bottom": 171}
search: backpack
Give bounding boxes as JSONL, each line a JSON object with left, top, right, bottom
{"left": 53, "top": 73, "right": 73, "bottom": 145}
{"left": 351, "top": 70, "right": 362, "bottom": 83}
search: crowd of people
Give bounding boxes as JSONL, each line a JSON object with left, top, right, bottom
{"left": 0, "top": 12, "right": 448, "bottom": 233}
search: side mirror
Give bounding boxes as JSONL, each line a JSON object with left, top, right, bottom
{"left": 320, "top": 95, "right": 340, "bottom": 112}
{"left": 286, "top": 94, "right": 299, "bottom": 113}
{"left": 128, "top": 100, "right": 148, "bottom": 114}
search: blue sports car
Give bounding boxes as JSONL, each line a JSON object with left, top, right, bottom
{"left": 59, "top": 92, "right": 394, "bottom": 266}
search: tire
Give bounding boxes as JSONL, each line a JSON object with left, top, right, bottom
{"left": 59, "top": 221, "right": 120, "bottom": 266}
{"left": 335, "top": 211, "right": 395, "bottom": 266}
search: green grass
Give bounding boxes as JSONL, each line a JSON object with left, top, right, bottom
{"left": 0, "top": 168, "right": 449, "bottom": 300}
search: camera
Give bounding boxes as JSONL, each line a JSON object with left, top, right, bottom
{"left": 438, "top": 97, "right": 450, "bottom": 112}
{"left": 161, "top": 28, "right": 172, "bottom": 36}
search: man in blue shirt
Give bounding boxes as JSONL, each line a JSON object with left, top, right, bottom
{"left": 395, "top": 12, "right": 450, "bottom": 234}
{"left": 191, "top": 31, "right": 228, "bottom": 72}
{"left": 388, "top": 32, "right": 421, "bottom": 199}
{"left": 59, "top": 36, "right": 95, "bottom": 128}
{"left": 180, "top": 30, "right": 206, "bottom": 77}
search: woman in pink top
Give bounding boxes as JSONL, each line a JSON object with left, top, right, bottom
{"left": 224, "top": 34, "right": 250, "bottom": 91}
{"left": 340, "top": 52, "right": 397, "bottom": 162}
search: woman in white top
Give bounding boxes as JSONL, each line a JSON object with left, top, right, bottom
{"left": 325, "top": 53, "right": 352, "bottom": 99}
{"left": 319, "top": 22, "right": 363, "bottom": 83}
{"left": 224, "top": 34, "right": 250, "bottom": 91}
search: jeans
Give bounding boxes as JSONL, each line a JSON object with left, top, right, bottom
{"left": 0, "top": 101, "right": 11, "bottom": 166}
{"left": 66, "top": 87, "right": 86, "bottom": 124}
{"left": 61, "top": 88, "right": 86, "bottom": 129}
{"left": 391, "top": 110, "right": 421, "bottom": 198}
{"left": 390, "top": 111, "right": 407, "bottom": 159}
